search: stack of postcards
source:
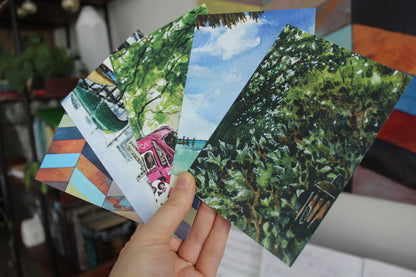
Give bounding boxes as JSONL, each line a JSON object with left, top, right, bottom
{"left": 36, "top": 6, "right": 413, "bottom": 266}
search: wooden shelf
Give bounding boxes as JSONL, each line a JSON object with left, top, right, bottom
{"left": 0, "top": 90, "right": 21, "bottom": 103}
{"left": 0, "top": 82, "right": 76, "bottom": 104}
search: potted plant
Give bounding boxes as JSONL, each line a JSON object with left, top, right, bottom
{"left": 3, "top": 34, "right": 77, "bottom": 96}
{"left": 0, "top": 45, "right": 15, "bottom": 92}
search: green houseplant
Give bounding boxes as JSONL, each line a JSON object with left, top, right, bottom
{"left": 0, "top": 46, "right": 14, "bottom": 91}
{"left": 3, "top": 34, "right": 75, "bottom": 94}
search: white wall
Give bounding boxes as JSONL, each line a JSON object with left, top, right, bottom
{"left": 310, "top": 192, "right": 416, "bottom": 271}
{"left": 107, "top": 0, "right": 198, "bottom": 48}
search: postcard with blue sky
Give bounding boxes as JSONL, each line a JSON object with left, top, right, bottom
{"left": 172, "top": 9, "right": 316, "bottom": 179}
{"left": 189, "top": 25, "right": 412, "bottom": 266}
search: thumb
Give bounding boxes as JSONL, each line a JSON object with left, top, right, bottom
{"left": 142, "top": 171, "right": 196, "bottom": 241}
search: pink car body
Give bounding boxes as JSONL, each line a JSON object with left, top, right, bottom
{"left": 137, "top": 126, "right": 176, "bottom": 205}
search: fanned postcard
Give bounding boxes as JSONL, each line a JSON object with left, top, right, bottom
{"left": 172, "top": 9, "right": 316, "bottom": 180}
{"left": 109, "top": 6, "right": 209, "bottom": 237}
{"left": 61, "top": 30, "right": 161, "bottom": 224}
{"left": 36, "top": 113, "right": 141, "bottom": 223}
{"left": 37, "top": 30, "right": 145, "bottom": 222}
{"left": 189, "top": 25, "right": 412, "bottom": 265}
{"left": 63, "top": 10, "right": 206, "bottom": 239}
{"left": 111, "top": 5, "right": 209, "bottom": 140}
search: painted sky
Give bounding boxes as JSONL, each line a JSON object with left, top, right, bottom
{"left": 177, "top": 9, "right": 316, "bottom": 140}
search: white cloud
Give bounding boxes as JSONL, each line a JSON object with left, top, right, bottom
{"left": 223, "top": 72, "right": 242, "bottom": 84}
{"left": 179, "top": 94, "right": 217, "bottom": 140}
{"left": 194, "top": 17, "right": 262, "bottom": 60}
{"left": 185, "top": 93, "right": 207, "bottom": 108}
{"left": 219, "top": 31, "right": 260, "bottom": 60}
{"left": 187, "top": 64, "right": 215, "bottom": 79}
{"left": 213, "top": 89, "right": 222, "bottom": 97}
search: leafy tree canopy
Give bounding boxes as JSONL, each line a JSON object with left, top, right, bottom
{"left": 111, "top": 6, "right": 209, "bottom": 138}
{"left": 190, "top": 25, "right": 411, "bottom": 265}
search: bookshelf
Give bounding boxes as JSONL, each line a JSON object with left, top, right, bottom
{"left": 0, "top": 1, "right": 129, "bottom": 276}
{"left": 0, "top": 75, "right": 130, "bottom": 277}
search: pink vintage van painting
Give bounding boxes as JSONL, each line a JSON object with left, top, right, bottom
{"left": 137, "top": 126, "right": 177, "bottom": 206}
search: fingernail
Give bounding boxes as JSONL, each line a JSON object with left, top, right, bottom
{"left": 176, "top": 172, "right": 191, "bottom": 189}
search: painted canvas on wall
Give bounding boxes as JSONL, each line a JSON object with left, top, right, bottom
{"left": 350, "top": 23, "right": 416, "bottom": 205}
{"left": 352, "top": 0, "right": 416, "bottom": 36}
{"left": 172, "top": 9, "right": 316, "bottom": 179}
{"left": 189, "top": 25, "right": 412, "bottom": 265}
{"left": 36, "top": 113, "right": 141, "bottom": 223}
{"left": 355, "top": 80, "right": 416, "bottom": 205}
{"left": 353, "top": 24, "right": 416, "bottom": 76}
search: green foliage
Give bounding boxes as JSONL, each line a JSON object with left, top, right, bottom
{"left": 2, "top": 34, "right": 74, "bottom": 93}
{"left": 195, "top": 11, "right": 264, "bottom": 29}
{"left": 24, "top": 161, "right": 48, "bottom": 194}
{"left": 190, "top": 25, "right": 411, "bottom": 265}
{"left": 111, "top": 6, "right": 209, "bottom": 138}
{"left": 0, "top": 45, "right": 11, "bottom": 79}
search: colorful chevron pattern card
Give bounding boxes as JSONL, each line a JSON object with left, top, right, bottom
{"left": 36, "top": 113, "right": 141, "bottom": 222}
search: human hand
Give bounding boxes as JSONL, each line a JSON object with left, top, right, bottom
{"left": 109, "top": 171, "right": 231, "bottom": 277}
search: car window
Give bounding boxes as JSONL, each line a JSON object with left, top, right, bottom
{"left": 143, "top": 151, "right": 156, "bottom": 171}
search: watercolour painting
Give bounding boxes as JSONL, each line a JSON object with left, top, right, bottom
{"left": 110, "top": 5, "right": 209, "bottom": 140}
{"left": 189, "top": 25, "right": 412, "bottom": 265}
{"left": 62, "top": 11, "right": 206, "bottom": 239}
{"left": 37, "top": 30, "right": 145, "bottom": 222}
{"left": 107, "top": 6, "right": 209, "bottom": 238}
{"left": 172, "top": 9, "right": 316, "bottom": 180}
{"left": 110, "top": 6, "right": 209, "bottom": 206}
{"left": 36, "top": 114, "right": 141, "bottom": 223}
{"left": 60, "top": 29, "right": 160, "bottom": 222}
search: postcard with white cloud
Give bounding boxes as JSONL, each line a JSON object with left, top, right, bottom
{"left": 172, "top": 9, "right": 316, "bottom": 179}
{"left": 189, "top": 25, "right": 412, "bottom": 266}
{"left": 108, "top": 6, "right": 212, "bottom": 240}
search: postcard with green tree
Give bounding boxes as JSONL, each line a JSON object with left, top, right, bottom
{"left": 189, "top": 25, "right": 412, "bottom": 266}
{"left": 172, "top": 9, "right": 316, "bottom": 180}
{"left": 61, "top": 28, "right": 197, "bottom": 239}
{"left": 109, "top": 6, "right": 208, "bottom": 239}
{"left": 110, "top": 5, "right": 209, "bottom": 139}
{"left": 110, "top": 5, "right": 208, "bottom": 202}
